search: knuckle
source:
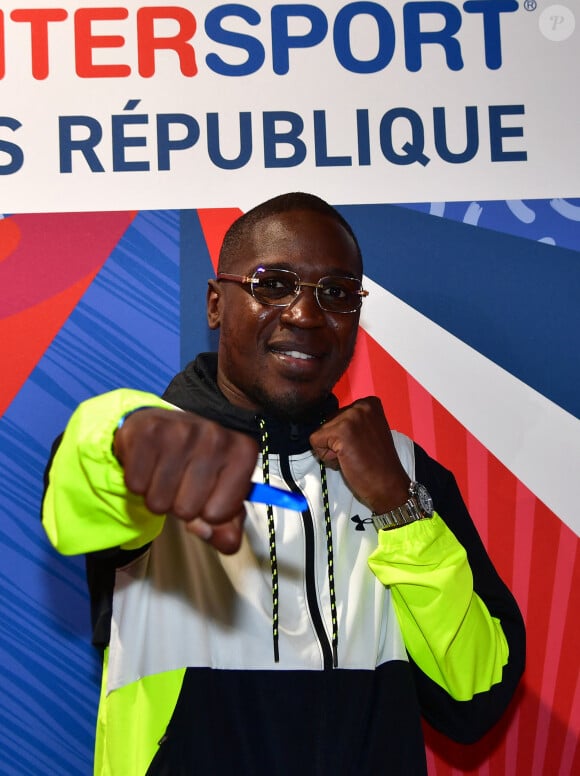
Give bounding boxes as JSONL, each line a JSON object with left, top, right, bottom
{"left": 145, "top": 493, "right": 171, "bottom": 515}
{"left": 171, "top": 500, "right": 193, "bottom": 520}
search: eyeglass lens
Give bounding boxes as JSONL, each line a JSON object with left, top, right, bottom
{"left": 251, "top": 268, "right": 363, "bottom": 313}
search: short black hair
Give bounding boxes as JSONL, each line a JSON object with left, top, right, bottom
{"left": 218, "top": 192, "right": 363, "bottom": 273}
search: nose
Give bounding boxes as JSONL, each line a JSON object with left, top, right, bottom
{"left": 279, "top": 285, "right": 326, "bottom": 327}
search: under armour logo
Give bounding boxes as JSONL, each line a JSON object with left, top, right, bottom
{"left": 351, "top": 515, "right": 373, "bottom": 531}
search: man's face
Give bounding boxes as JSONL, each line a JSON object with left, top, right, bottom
{"left": 207, "top": 209, "right": 362, "bottom": 419}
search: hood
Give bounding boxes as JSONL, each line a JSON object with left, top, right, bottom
{"left": 162, "top": 353, "right": 339, "bottom": 455}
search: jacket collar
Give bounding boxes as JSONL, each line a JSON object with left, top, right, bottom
{"left": 162, "top": 353, "right": 338, "bottom": 455}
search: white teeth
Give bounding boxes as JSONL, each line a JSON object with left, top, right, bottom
{"left": 282, "top": 350, "right": 314, "bottom": 360}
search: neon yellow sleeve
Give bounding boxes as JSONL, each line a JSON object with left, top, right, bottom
{"left": 367, "top": 513, "right": 509, "bottom": 701}
{"left": 95, "top": 649, "right": 185, "bottom": 776}
{"left": 42, "top": 389, "right": 177, "bottom": 555}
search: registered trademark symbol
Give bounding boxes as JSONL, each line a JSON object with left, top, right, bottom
{"left": 524, "top": 0, "right": 537, "bottom": 10}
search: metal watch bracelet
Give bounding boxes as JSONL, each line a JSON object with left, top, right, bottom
{"left": 371, "top": 481, "right": 434, "bottom": 531}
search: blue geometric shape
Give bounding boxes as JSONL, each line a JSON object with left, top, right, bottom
{"left": 180, "top": 210, "right": 220, "bottom": 367}
{"left": 0, "top": 210, "right": 182, "bottom": 773}
{"left": 338, "top": 202, "right": 580, "bottom": 420}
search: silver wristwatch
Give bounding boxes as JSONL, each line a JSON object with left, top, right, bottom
{"left": 372, "top": 481, "right": 434, "bottom": 531}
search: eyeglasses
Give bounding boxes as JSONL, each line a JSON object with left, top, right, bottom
{"left": 216, "top": 266, "right": 368, "bottom": 314}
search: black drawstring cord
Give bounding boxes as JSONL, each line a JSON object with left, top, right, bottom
{"left": 257, "top": 418, "right": 280, "bottom": 662}
{"left": 320, "top": 462, "right": 338, "bottom": 668}
{"left": 257, "top": 417, "right": 338, "bottom": 667}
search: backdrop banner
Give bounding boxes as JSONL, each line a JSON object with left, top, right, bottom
{"left": 1, "top": 0, "right": 579, "bottom": 211}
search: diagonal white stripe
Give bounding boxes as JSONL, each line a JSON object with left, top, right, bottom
{"left": 361, "top": 277, "right": 580, "bottom": 536}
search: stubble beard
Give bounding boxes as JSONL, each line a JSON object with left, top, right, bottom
{"left": 248, "top": 349, "right": 355, "bottom": 422}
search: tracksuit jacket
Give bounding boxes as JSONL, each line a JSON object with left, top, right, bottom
{"left": 43, "top": 353, "right": 526, "bottom": 776}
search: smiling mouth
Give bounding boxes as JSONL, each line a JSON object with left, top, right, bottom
{"left": 278, "top": 349, "right": 316, "bottom": 361}
{"left": 269, "top": 341, "right": 326, "bottom": 364}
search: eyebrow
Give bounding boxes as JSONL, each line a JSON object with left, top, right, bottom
{"left": 256, "top": 261, "right": 361, "bottom": 280}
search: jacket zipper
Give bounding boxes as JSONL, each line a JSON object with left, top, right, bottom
{"left": 279, "top": 453, "right": 334, "bottom": 670}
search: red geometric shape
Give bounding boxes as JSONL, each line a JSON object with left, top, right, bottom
{"left": 338, "top": 326, "right": 580, "bottom": 776}
{"left": 197, "top": 208, "right": 243, "bottom": 272}
{"left": 0, "top": 217, "right": 21, "bottom": 262}
{"left": 0, "top": 211, "right": 136, "bottom": 416}
{"left": 0, "top": 211, "right": 136, "bottom": 317}
{"left": 0, "top": 272, "right": 99, "bottom": 416}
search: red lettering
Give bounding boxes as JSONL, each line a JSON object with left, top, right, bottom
{"left": 137, "top": 6, "right": 197, "bottom": 78}
{"left": 75, "top": 7, "right": 130, "bottom": 78}
{"left": 0, "top": 12, "right": 4, "bottom": 79}
{"left": 1, "top": 6, "right": 199, "bottom": 80}
{"left": 10, "top": 8, "right": 68, "bottom": 80}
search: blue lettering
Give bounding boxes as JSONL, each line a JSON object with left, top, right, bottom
{"left": 207, "top": 112, "right": 252, "bottom": 169}
{"left": 0, "top": 117, "right": 24, "bottom": 175}
{"left": 433, "top": 105, "right": 479, "bottom": 163}
{"left": 464, "top": 0, "right": 518, "bottom": 70}
{"left": 59, "top": 115, "right": 104, "bottom": 173}
{"left": 271, "top": 5, "right": 328, "bottom": 75}
{"left": 205, "top": 5, "right": 265, "bottom": 76}
{"left": 403, "top": 1, "right": 463, "bottom": 72}
{"left": 356, "top": 109, "right": 371, "bottom": 165}
{"left": 379, "top": 108, "right": 430, "bottom": 165}
{"left": 157, "top": 113, "right": 200, "bottom": 170}
{"left": 112, "top": 101, "right": 149, "bottom": 172}
{"left": 263, "top": 110, "right": 306, "bottom": 166}
{"left": 334, "top": 2, "right": 396, "bottom": 73}
{"left": 313, "top": 110, "right": 352, "bottom": 166}
{"left": 199, "top": 0, "right": 518, "bottom": 78}
{"left": 489, "top": 104, "right": 527, "bottom": 161}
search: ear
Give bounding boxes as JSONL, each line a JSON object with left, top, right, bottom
{"left": 207, "top": 279, "right": 221, "bottom": 330}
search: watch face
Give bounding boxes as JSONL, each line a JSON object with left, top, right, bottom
{"left": 415, "top": 483, "right": 434, "bottom": 515}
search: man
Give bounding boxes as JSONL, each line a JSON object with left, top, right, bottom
{"left": 43, "top": 192, "right": 525, "bottom": 775}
